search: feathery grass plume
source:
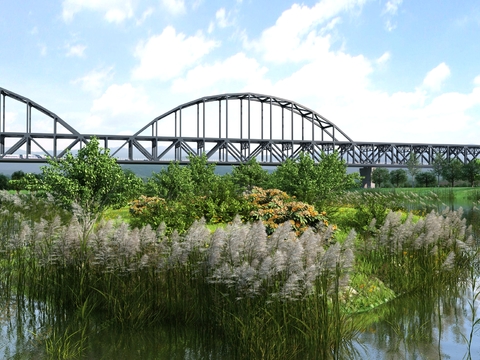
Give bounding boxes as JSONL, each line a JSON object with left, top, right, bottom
{"left": 442, "top": 251, "right": 456, "bottom": 271}
{"left": 169, "top": 218, "right": 209, "bottom": 266}
{"left": 88, "top": 219, "right": 114, "bottom": 267}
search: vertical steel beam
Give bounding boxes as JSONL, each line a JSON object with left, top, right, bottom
{"left": 269, "top": 97, "right": 272, "bottom": 162}
{"left": 240, "top": 98, "right": 243, "bottom": 139}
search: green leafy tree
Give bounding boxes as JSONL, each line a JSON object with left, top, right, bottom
{"left": 441, "top": 159, "right": 464, "bottom": 187}
{"left": 415, "top": 171, "right": 437, "bottom": 187}
{"left": 9, "top": 170, "right": 26, "bottom": 192}
{"left": 35, "top": 137, "right": 139, "bottom": 216}
{"left": 150, "top": 162, "right": 194, "bottom": 200}
{"left": 390, "top": 169, "right": 408, "bottom": 188}
{"left": 0, "top": 174, "right": 9, "bottom": 190}
{"left": 231, "top": 158, "right": 269, "bottom": 192}
{"left": 188, "top": 153, "right": 218, "bottom": 197}
{"left": 268, "top": 151, "right": 360, "bottom": 207}
{"left": 462, "top": 159, "right": 480, "bottom": 187}
{"left": 406, "top": 153, "right": 421, "bottom": 187}
{"left": 371, "top": 168, "right": 390, "bottom": 188}
{"left": 432, "top": 154, "right": 445, "bottom": 185}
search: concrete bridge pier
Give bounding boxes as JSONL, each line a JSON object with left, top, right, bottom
{"left": 360, "top": 166, "right": 374, "bottom": 188}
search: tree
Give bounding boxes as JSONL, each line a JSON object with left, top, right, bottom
{"left": 462, "top": 159, "right": 480, "bottom": 187}
{"left": 9, "top": 170, "right": 26, "bottom": 192}
{"left": 432, "top": 154, "right": 445, "bottom": 185}
{"left": 415, "top": 171, "right": 437, "bottom": 187}
{"left": 371, "top": 168, "right": 390, "bottom": 188}
{"left": 268, "top": 151, "right": 360, "bottom": 206}
{"left": 441, "top": 159, "right": 464, "bottom": 187}
{"left": 0, "top": 174, "right": 9, "bottom": 190}
{"left": 150, "top": 161, "right": 194, "bottom": 200}
{"left": 35, "top": 137, "right": 140, "bottom": 216}
{"left": 188, "top": 153, "right": 218, "bottom": 197}
{"left": 390, "top": 169, "right": 408, "bottom": 188}
{"left": 406, "top": 153, "right": 421, "bottom": 187}
{"left": 231, "top": 158, "right": 269, "bottom": 192}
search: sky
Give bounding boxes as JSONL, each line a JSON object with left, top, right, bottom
{"left": 1, "top": 0, "right": 480, "bottom": 146}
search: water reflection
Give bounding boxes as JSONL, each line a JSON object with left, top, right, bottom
{"left": 1, "top": 297, "right": 230, "bottom": 360}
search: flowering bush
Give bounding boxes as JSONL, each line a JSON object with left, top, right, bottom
{"left": 243, "top": 187, "right": 331, "bottom": 235}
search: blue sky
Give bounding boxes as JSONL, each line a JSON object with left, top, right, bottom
{"left": 1, "top": 0, "right": 480, "bottom": 145}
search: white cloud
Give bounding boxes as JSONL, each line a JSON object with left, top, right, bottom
{"left": 171, "top": 52, "right": 268, "bottom": 93}
{"left": 382, "top": 0, "right": 403, "bottom": 31}
{"left": 132, "top": 26, "right": 219, "bottom": 81}
{"left": 72, "top": 67, "right": 114, "bottom": 95}
{"left": 474, "top": 75, "right": 480, "bottom": 86}
{"left": 62, "top": 0, "right": 136, "bottom": 23}
{"left": 248, "top": 0, "right": 366, "bottom": 63}
{"left": 66, "top": 44, "right": 87, "bottom": 57}
{"left": 422, "top": 62, "right": 451, "bottom": 92}
{"left": 216, "top": 8, "right": 229, "bottom": 28}
{"left": 161, "top": 0, "right": 186, "bottom": 15}
{"left": 88, "top": 84, "right": 154, "bottom": 133}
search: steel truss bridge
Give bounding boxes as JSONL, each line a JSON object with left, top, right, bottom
{"left": 1, "top": 86, "right": 479, "bottom": 168}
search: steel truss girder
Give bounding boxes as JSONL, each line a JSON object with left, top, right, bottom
{"left": 2, "top": 87, "right": 480, "bottom": 167}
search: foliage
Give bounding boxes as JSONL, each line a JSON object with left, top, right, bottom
{"left": 31, "top": 137, "right": 143, "bottom": 216}
{"left": 406, "top": 153, "right": 421, "bottom": 187}
{"left": 432, "top": 154, "right": 445, "bottom": 184}
{"left": 415, "top": 171, "right": 437, "bottom": 187}
{"left": 148, "top": 161, "right": 194, "bottom": 200}
{"left": 230, "top": 158, "right": 269, "bottom": 192}
{"left": 242, "top": 187, "right": 330, "bottom": 235}
{"left": 389, "top": 169, "right": 408, "bottom": 188}
{"left": 0, "top": 173, "right": 9, "bottom": 190}
{"left": 441, "top": 159, "right": 464, "bottom": 187}
{"left": 462, "top": 159, "right": 480, "bottom": 187}
{"left": 268, "top": 151, "right": 360, "bottom": 207}
{"left": 371, "top": 168, "right": 390, "bottom": 188}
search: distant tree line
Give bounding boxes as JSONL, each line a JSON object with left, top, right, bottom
{"left": 371, "top": 156, "right": 480, "bottom": 188}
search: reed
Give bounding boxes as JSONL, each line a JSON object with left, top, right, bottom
{"left": 0, "top": 190, "right": 476, "bottom": 358}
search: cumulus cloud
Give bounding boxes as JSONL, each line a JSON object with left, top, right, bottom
{"left": 132, "top": 26, "right": 219, "bottom": 81}
{"left": 422, "top": 62, "right": 451, "bottom": 92}
{"left": 247, "top": 0, "right": 365, "bottom": 63}
{"left": 171, "top": 52, "right": 268, "bottom": 93}
{"left": 87, "top": 84, "right": 154, "bottom": 133}
{"left": 62, "top": 0, "right": 136, "bottom": 23}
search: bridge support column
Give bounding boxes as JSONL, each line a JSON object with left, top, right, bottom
{"left": 359, "top": 167, "right": 375, "bottom": 188}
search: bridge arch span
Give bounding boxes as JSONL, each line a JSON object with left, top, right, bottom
{"left": 0, "top": 87, "right": 81, "bottom": 158}
{"left": 128, "top": 92, "right": 353, "bottom": 163}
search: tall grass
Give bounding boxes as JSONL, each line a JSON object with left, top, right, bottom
{"left": 0, "top": 190, "right": 476, "bottom": 358}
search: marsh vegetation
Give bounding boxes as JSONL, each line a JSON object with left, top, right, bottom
{"left": 1, "top": 139, "right": 480, "bottom": 359}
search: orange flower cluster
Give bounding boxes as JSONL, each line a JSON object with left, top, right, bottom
{"left": 129, "top": 195, "right": 167, "bottom": 216}
{"left": 244, "top": 187, "right": 329, "bottom": 235}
